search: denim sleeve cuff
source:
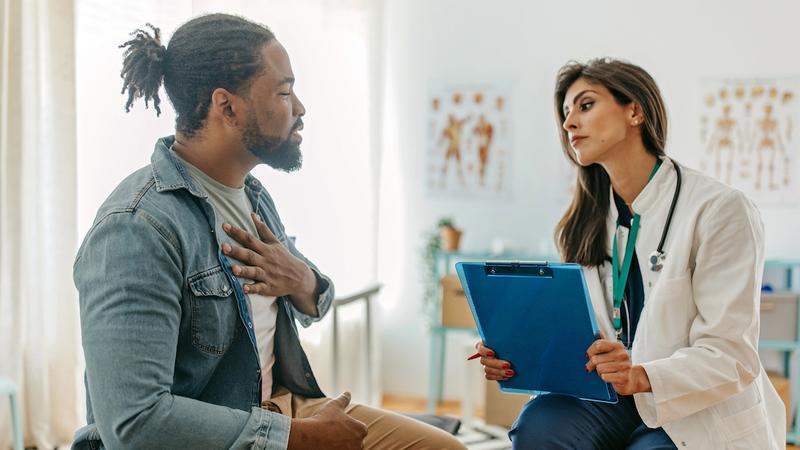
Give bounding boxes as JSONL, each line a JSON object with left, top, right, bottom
{"left": 229, "top": 407, "right": 291, "bottom": 450}
{"left": 292, "top": 268, "right": 335, "bottom": 328}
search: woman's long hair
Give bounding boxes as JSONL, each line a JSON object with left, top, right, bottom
{"left": 554, "top": 59, "right": 668, "bottom": 266}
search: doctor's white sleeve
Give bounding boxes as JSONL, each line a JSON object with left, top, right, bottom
{"left": 633, "top": 190, "right": 764, "bottom": 427}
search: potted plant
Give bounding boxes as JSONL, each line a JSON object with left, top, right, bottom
{"left": 437, "top": 217, "right": 463, "bottom": 252}
{"left": 420, "top": 217, "right": 464, "bottom": 319}
{"left": 420, "top": 227, "right": 442, "bottom": 318}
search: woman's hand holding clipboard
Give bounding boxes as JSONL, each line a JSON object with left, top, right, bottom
{"left": 469, "top": 341, "right": 515, "bottom": 381}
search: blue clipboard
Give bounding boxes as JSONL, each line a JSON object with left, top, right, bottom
{"left": 456, "top": 261, "right": 618, "bottom": 403}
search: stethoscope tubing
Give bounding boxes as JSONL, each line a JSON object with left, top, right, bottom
{"left": 656, "top": 158, "right": 681, "bottom": 256}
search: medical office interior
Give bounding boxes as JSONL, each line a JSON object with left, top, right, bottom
{"left": 2, "top": 0, "right": 800, "bottom": 448}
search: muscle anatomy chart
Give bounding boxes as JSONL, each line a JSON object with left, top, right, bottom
{"left": 700, "top": 79, "right": 798, "bottom": 206}
{"left": 427, "top": 86, "right": 512, "bottom": 198}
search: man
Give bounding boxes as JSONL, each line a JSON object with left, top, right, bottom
{"left": 74, "top": 13, "right": 465, "bottom": 450}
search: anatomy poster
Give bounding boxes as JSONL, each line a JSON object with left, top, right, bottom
{"left": 427, "top": 86, "right": 512, "bottom": 198}
{"left": 699, "top": 78, "right": 799, "bottom": 206}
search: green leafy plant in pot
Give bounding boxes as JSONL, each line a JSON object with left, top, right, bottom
{"left": 420, "top": 217, "right": 462, "bottom": 319}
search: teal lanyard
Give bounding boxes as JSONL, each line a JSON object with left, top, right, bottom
{"left": 611, "top": 159, "right": 663, "bottom": 334}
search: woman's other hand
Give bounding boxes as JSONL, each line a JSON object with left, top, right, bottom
{"left": 585, "top": 336, "right": 651, "bottom": 395}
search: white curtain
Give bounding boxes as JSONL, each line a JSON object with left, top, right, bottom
{"left": 0, "top": 0, "right": 82, "bottom": 448}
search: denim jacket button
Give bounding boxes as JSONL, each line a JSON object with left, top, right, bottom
{"left": 305, "top": 372, "right": 311, "bottom": 378}
{"left": 248, "top": 322, "right": 253, "bottom": 329}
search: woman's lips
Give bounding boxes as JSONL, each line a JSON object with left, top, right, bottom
{"left": 571, "top": 136, "right": 587, "bottom": 146}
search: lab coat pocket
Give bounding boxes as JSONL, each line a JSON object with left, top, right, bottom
{"left": 712, "top": 386, "right": 773, "bottom": 449}
{"left": 718, "top": 401, "right": 770, "bottom": 448}
{"left": 644, "top": 273, "right": 695, "bottom": 349}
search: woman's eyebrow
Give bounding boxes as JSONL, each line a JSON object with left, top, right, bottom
{"left": 564, "top": 89, "right": 598, "bottom": 112}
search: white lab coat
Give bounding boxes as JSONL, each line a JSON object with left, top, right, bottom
{"left": 582, "top": 157, "right": 785, "bottom": 449}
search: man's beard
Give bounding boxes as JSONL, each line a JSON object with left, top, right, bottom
{"left": 242, "top": 116, "right": 303, "bottom": 172}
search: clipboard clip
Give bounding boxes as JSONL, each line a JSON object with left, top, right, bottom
{"left": 484, "top": 261, "right": 553, "bottom": 277}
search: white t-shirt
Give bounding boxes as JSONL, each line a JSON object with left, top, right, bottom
{"left": 176, "top": 154, "right": 278, "bottom": 401}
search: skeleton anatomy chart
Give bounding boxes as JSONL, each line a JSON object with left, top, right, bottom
{"left": 427, "top": 86, "right": 512, "bottom": 198}
{"left": 699, "top": 79, "right": 798, "bottom": 206}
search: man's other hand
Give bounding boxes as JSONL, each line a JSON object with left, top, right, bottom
{"left": 288, "top": 392, "right": 368, "bottom": 450}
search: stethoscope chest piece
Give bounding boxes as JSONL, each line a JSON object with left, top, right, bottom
{"left": 647, "top": 158, "right": 682, "bottom": 273}
{"left": 649, "top": 250, "right": 665, "bottom": 272}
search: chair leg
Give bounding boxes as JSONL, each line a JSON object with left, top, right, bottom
{"left": 9, "top": 391, "right": 23, "bottom": 450}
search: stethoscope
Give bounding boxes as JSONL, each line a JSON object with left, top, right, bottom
{"left": 647, "top": 158, "right": 682, "bottom": 272}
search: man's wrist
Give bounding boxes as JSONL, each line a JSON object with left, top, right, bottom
{"left": 297, "top": 263, "right": 317, "bottom": 297}
{"left": 288, "top": 418, "right": 311, "bottom": 450}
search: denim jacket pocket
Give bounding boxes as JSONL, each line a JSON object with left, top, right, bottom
{"left": 188, "top": 266, "right": 238, "bottom": 356}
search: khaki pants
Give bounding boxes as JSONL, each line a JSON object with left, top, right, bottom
{"left": 264, "top": 387, "right": 467, "bottom": 450}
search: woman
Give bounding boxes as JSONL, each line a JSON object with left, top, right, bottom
{"left": 477, "top": 59, "right": 785, "bottom": 449}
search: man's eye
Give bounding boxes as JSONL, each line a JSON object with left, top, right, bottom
{"left": 580, "top": 101, "right": 594, "bottom": 111}
{"left": 279, "top": 92, "right": 291, "bottom": 96}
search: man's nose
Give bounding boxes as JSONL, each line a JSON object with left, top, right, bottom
{"left": 293, "top": 93, "right": 305, "bottom": 117}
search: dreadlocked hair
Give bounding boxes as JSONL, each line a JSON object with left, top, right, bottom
{"left": 120, "top": 24, "right": 166, "bottom": 116}
{"left": 118, "top": 14, "right": 276, "bottom": 136}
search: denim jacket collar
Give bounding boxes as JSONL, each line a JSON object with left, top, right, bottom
{"left": 151, "top": 135, "right": 265, "bottom": 199}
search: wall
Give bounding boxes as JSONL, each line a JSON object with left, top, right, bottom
{"left": 376, "top": 0, "right": 800, "bottom": 400}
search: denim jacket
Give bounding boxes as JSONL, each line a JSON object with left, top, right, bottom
{"left": 72, "top": 136, "right": 333, "bottom": 450}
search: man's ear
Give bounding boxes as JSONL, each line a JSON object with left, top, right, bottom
{"left": 210, "top": 88, "right": 244, "bottom": 127}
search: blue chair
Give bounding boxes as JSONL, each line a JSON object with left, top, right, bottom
{"left": 0, "top": 377, "right": 23, "bottom": 450}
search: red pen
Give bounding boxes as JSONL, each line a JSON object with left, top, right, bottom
{"left": 467, "top": 352, "right": 481, "bottom": 360}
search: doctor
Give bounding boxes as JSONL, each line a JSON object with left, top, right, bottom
{"left": 476, "top": 58, "right": 785, "bottom": 449}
